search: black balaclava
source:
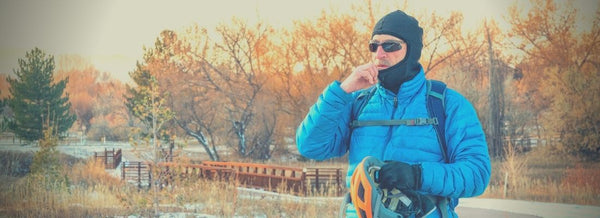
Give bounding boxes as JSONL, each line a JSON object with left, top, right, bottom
{"left": 372, "top": 10, "right": 423, "bottom": 93}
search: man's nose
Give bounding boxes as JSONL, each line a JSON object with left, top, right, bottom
{"left": 375, "top": 46, "right": 387, "bottom": 59}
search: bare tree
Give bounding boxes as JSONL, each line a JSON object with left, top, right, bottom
{"left": 420, "top": 11, "right": 465, "bottom": 75}
{"left": 191, "top": 19, "right": 280, "bottom": 160}
{"left": 147, "top": 29, "right": 224, "bottom": 161}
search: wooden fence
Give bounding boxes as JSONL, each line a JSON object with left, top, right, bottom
{"left": 121, "top": 161, "right": 236, "bottom": 189}
{"left": 305, "top": 167, "right": 345, "bottom": 195}
{"left": 120, "top": 160, "right": 346, "bottom": 196}
{"left": 94, "top": 148, "right": 122, "bottom": 169}
{"left": 158, "top": 162, "right": 236, "bottom": 187}
{"left": 122, "top": 161, "right": 151, "bottom": 188}
{"left": 203, "top": 161, "right": 307, "bottom": 195}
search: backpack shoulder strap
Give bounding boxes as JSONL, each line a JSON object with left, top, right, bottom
{"left": 426, "top": 80, "right": 449, "bottom": 163}
{"left": 352, "top": 86, "right": 377, "bottom": 120}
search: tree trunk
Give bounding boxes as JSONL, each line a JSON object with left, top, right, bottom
{"left": 486, "top": 23, "right": 505, "bottom": 158}
{"left": 233, "top": 121, "right": 247, "bottom": 156}
{"left": 175, "top": 119, "right": 219, "bottom": 161}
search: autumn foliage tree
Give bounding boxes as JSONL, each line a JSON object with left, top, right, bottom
{"left": 89, "top": 75, "right": 130, "bottom": 141}
{"left": 125, "top": 39, "right": 177, "bottom": 215}
{"left": 133, "top": 29, "right": 224, "bottom": 161}
{"left": 279, "top": 8, "right": 373, "bottom": 129}
{"left": 209, "top": 20, "right": 279, "bottom": 159}
{"left": 56, "top": 59, "right": 100, "bottom": 133}
{"left": 162, "top": 29, "right": 224, "bottom": 161}
{"left": 126, "top": 65, "right": 174, "bottom": 146}
{"left": 56, "top": 55, "right": 131, "bottom": 141}
{"left": 509, "top": 0, "right": 600, "bottom": 159}
{"left": 0, "top": 76, "right": 7, "bottom": 132}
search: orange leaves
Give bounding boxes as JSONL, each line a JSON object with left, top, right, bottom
{"left": 509, "top": 0, "right": 600, "bottom": 158}
{"left": 54, "top": 56, "right": 129, "bottom": 137}
{"left": 0, "top": 74, "right": 9, "bottom": 98}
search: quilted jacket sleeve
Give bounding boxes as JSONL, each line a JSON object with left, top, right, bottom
{"left": 419, "top": 89, "right": 492, "bottom": 198}
{"left": 296, "top": 81, "right": 354, "bottom": 160}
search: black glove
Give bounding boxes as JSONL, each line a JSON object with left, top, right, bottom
{"left": 402, "top": 189, "right": 437, "bottom": 217}
{"left": 377, "top": 161, "right": 422, "bottom": 190}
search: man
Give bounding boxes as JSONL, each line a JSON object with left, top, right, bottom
{"left": 296, "top": 10, "right": 491, "bottom": 217}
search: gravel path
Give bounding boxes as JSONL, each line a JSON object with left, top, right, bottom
{"left": 457, "top": 198, "right": 600, "bottom": 218}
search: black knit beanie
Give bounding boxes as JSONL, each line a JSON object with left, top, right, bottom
{"left": 372, "top": 10, "right": 423, "bottom": 93}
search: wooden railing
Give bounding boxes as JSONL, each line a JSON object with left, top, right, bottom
{"left": 121, "top": 161, "right": 151, "bottom": 188}
{"left": 120, "top": 160, "right": 345, "bottom": 196}
{"left": 305, "top": 167, "right": 345, "bottom": 195}
{"left": 158, "top": 162, "right": 236, "bottom": 184}
{"left": 203, "top": 161, "right": 307, "bottom": 195}
{"left": 94, "top": 148, "right": 122, "bottom": 169}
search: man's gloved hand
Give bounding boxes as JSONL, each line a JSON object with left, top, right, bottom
{"left": 377, "top": 161, "right": 422, "bottom": 190}
{"left": 402, "top": 189, "right": 437, "bottom": 217}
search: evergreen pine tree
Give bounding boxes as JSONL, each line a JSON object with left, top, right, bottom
{"left": 6, "top": 48, "right": 76, "bottom": 141}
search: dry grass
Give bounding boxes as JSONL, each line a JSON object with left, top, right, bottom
{"left": 0, "top": 156, "right": 129, "bottom": 217}
{"left": 0, "top": 150, "right": 343, "bottom": 217}
{"left": 2, "top": 144, "right": 599, "bottom": 217}
{"left": 480, "top": 145, "right": 600, "bottom": 206}
{"left": 0, "top": 151, "right": 34, "bottom": 177}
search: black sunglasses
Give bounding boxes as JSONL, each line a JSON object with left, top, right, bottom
{"left": 368, "top": 40, "right": 404, "bottom": 53}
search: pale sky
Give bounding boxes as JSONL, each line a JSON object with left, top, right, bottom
{"left": 0, "top": 0, "right": 597, "bottom": 83}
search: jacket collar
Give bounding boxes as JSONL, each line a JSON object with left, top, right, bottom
{"left": 376, "top": 69, "right": 425, "bottom": 100}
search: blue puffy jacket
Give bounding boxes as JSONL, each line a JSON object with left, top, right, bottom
{"left": 296, "top": 70, "right": 491, "bottom": 217}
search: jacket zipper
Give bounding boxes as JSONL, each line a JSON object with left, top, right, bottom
{"left": 383, "top": 96, "right": 399, "bottom": 160}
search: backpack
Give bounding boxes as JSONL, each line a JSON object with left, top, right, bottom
{"left": 350, "top": 80, "right": 449, "bottom": 163}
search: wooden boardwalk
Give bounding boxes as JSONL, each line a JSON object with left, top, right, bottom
{"left": 121, "top": 160, "right": 345, "bottom": 196}
{"left": 94, "top": 147, "right": 345, "bottom": 196}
